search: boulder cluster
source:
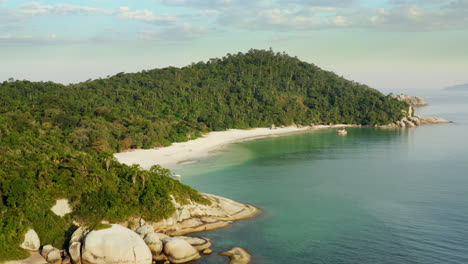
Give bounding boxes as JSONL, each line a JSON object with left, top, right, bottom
{"left": 394, "top": 116, "right": 421, "bottom": 128}
{"left": 16, "top": 194, "right": 257, "bottom": 264}
{"left": 21, "top": 224, "right": 238, "bottom": 264}
{"left": 383, "top": 115, "right": 451, "bottom": 128}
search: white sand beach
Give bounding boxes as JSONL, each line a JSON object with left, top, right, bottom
{"left": 114, "top": 125, "right": 354, "bottom": 169}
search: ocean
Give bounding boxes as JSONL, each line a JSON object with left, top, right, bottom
{"left": 176, "top": 90, "right": 468, "bottom": 264}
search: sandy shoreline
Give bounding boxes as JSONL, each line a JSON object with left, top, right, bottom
{"left": 114, "top": 125, "right": 355, "bottom": 169}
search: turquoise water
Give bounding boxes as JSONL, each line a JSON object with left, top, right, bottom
{"left": 176, "top": 90, "right": 468, "bottom": 264}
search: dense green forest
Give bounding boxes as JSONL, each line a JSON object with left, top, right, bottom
{"left": 0, "top": 49, "right": 408, "bottom": 260}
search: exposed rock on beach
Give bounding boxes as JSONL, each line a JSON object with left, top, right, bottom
{"left": 80, "top": 225, "right": 152, "bottom": 264}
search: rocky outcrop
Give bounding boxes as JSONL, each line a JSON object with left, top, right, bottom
{"left": 418, "top": 116, "right": 451, "bottom": 124}
{"left": 20, "top": 229, "right": 40, "bottom": 251}
{"left": 80, "top": 224, "right": 152, "bottom": 264}
{"left": 381, "top": 115, "right": 451, "bottom": 128}
{"left": 163, "top": 238, "right": 200, "bottom": 264}
{"left": 220, "top": 247, "right": 251, "bottom": 264}
{"left": 125, "top": 194, "right": 258, "bottom": 236}
{"left": 392, "top": 94, "right": 428, "bottom": 107}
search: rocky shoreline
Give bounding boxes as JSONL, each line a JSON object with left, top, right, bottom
{"left": 6, "top": 194, "right": 258, "bottom": 264}
{"left": 121, "top": 193, "right": 259, "bottom": 236}
{"left": 380, "top": 115, "right": 452, "bottom": 128}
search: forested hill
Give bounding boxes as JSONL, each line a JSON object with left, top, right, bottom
{"left": 0, "top": 49, "right": 408, "bottom": 260}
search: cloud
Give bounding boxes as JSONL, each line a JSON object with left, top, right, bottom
{"left": 363, "top": 4, "right": 468, "bottom": 31}
{"left": 446, "top": 0, "right": 468, "bottom": 9}
{"left": 3, "top": 0, "right": 468, "bottom": 45}
{"left": 157, "top": 0, "right": 272, "bottom": 10}
{"left": 279, "top": 0, "right": 357, "bottom": 7}
{"left": 217, "top": 5, "right": 355, "bottom": 31}
{"left": 0, "top": 34, "right": 32, "bottom": 39}
{"left": 155, "top": 0, "right": 468, "bottom": 32}
{"left": 0, "top": 34, "right": 61, "bottom": 46}
{"left": 18, "top": 2, "right": 112, "bottom": 16}
{"left": 139, "top": 23, "right": 208, "bottom": 41}
{"left": 117, "top": 6, "right": 176, "bottom": 24}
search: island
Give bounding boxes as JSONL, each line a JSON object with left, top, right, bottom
{"left": 444, "top": 83, "right": 468, "bottom": 91}
{"left": 0, "top": 49, "right": 448, "bottom": 264}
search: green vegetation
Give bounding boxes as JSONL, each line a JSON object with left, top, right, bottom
{"left": 0, "top": 49, "right": 408, "bottom": 261}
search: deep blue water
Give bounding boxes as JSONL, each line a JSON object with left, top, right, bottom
{"left": 176, "top": 90, "right": 468, "bottom": 264}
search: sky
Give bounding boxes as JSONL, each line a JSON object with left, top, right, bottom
{"left": 0, "top": 0, "right": 467, "bottom": 91}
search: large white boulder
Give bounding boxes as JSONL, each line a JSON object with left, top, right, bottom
{"left": 20, "top": 229, "right": 40, "bottom": 251}
{"left": 81, "top": 224, "right": 152, "bottom": 264}
{"left": 163, "top": 238, "right": 200, "bottom": 264}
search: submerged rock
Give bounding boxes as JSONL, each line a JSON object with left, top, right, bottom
{"left": 163, "top": 238, "right": 200, "bottom": 264}
{"left": 220, "top": 247, "right": 251, "bottom": 264}
{"left": 202, "top": 248, "right": 213, "bottom": 255}
{"left": 20, "top": 229, "right": 40, "bottom": 251}
{"left": 81, "top": 224, "right": 152, "bottom": 264}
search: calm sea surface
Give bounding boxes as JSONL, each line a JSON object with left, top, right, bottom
{"left": 176, "top": 90, "right": 468, "bottom": 264}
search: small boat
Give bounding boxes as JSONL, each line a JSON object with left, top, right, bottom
{"left": 337, "top": 129, "right": 348, "bottom": 135}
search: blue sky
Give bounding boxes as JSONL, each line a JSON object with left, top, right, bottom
{"left": 1, "top": 0, "right": 467, "bottom": 90}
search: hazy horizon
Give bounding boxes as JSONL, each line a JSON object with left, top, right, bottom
{"left": 1, "top": 0, "right": 467, "bottom": 91}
